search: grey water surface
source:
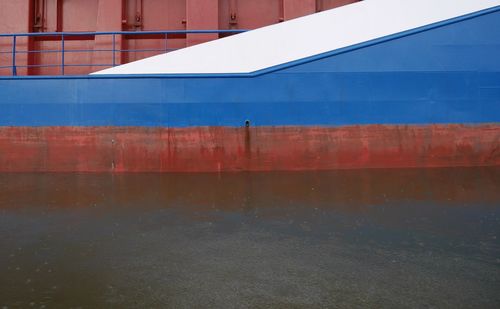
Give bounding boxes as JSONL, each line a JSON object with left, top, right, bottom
{"left": 0, "top": 167, "right": 499, "bottom": 308}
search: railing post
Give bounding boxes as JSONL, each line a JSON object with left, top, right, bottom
{"left": 164, "top": 33, "right": 168, "bottom": 53}
{"left": 12, "top": 35, "right": 17, "bottom": 76}
{"left": 61, "top": 33, "right": 65, "bottom": 75}
{"left": 112, "top": 33, "right": 116, "bottom": 66}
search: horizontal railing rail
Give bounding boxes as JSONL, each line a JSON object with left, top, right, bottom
{"left": 0, "top": 30, "right": 246, "bottom": 76}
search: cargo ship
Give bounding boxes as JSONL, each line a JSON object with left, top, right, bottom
{"left": 0, "top": 0, "right": 499, "bottom": 172}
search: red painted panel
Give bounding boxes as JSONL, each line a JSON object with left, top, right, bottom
{"left": 0, "top": 0, "right": 31, "bottom": 33}
{"left": 0, "top": 125, "right": 498, "bottom": 172}
{"left": 91, "top": 0, "right": 123, "bottom": 71}
{"left": 283, "top": 0, "right": 316, "bottom": 20}
{"left": 187, "top": 0, "right": 219, "bottom": 46}
{"left": 0, "top": 0, "right": 31, "bottom": 76}
{"left": 319, "top": 0, "right": 359, "bottom": 11}
{"left": 122, "top": 0, "right": 189, "bottom": 32}
{"left": 124, "top": 0, "right": 187, "bottom": 63}
{"left": 140, "top": 0, "right": 187, "bottom": 31}
{"left": 26, "top": 0, "right": 90, "bottom": 75}
{"left": 219, "top": 0, "right": 281, "bottom": 30}
{"left": 63, "top": 0, "right": 99, "bottom": 31}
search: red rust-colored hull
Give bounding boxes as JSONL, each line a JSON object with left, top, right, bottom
{"left": 0, "top": 125, "right": 498, "bottom": 172}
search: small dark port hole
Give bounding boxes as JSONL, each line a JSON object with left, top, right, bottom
{"left": 245, "top": 120, "right": 250, "bottom": 127}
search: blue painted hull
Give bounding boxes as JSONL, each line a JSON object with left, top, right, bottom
{"left": 1, "top": 7, "right": 499, "bottom": 127}
{"left": 0, "top": 71, "right": 499, "bottom": 127}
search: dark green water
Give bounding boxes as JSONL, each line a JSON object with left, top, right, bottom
{"left": 0, "top": 168, "right": 499, "bottom": 308}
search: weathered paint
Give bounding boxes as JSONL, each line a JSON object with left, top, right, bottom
{"left": 0, "top": 125, "right": 498, "bottom": 172}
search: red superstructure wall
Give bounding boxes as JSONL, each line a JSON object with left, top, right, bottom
{"left": 0, "top": 0, "right": 359, "bottom": 76}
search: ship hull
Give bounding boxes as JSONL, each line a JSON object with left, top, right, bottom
{"left": 0, "top": 7, "right": 499, "bottom": 172}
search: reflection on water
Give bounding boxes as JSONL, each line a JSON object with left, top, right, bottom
{"left": 0, "top": 168, "right": 499, "bottom": 308}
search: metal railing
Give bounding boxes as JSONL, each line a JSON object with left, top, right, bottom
{"left": 0, "top": 30, "right": 246, "bottom": 76}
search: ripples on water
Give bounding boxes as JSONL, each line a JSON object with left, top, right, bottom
{"left": 0, "top": 167, "right": 499, "bottom": 308}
